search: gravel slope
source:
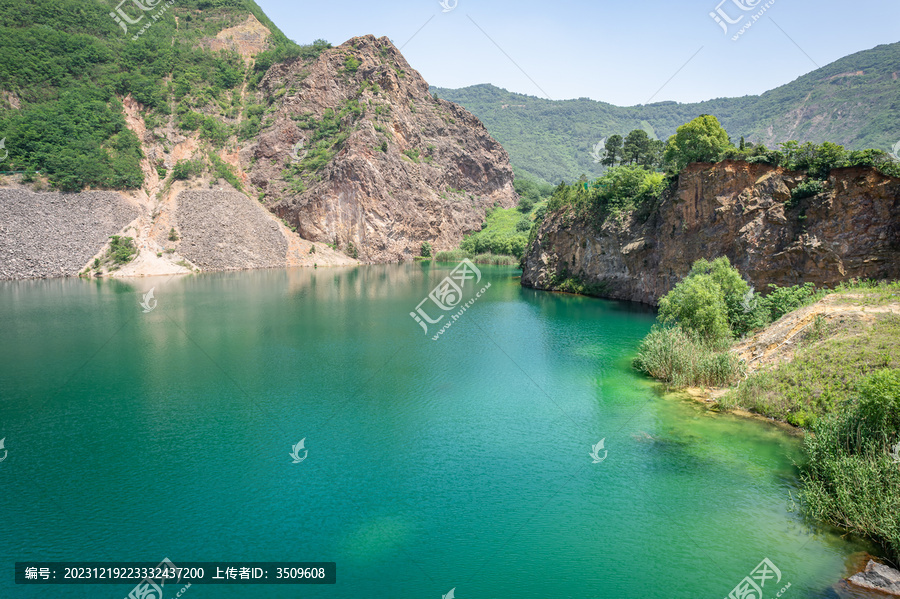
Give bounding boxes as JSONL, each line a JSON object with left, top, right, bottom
{"left": 175, "top": 190, "right": 288, "bottom": 270}
{"left": 0, "top": 188, "right": 139, "bottom": 279}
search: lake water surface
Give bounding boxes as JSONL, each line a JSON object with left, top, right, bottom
{"left": 0, "top": 264, "right": 875, "bottom": 598}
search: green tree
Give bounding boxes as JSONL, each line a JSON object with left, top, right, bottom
{"left": 644, "top": 139, "right": 665, "bottom": 168}
{"left": 601, "top": 134, "right": 623, "bottom": 167}
{"left": 622, "top": 129, "right": 652, "bottom": 165}
{"left": 657, "top": 256, "right": 752, "bottom": 340}
{"left": 685, "top": 257, "right": 753, "bottom": 335}
{"left": 658, "top": 274, "right": 731, "bottom": 342}
{"left": 663, "top": 115, "right": 731, "bottom": 171}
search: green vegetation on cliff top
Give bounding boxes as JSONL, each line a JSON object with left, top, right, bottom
{"left": 542, "top": 115, "right": 900, "bottom": 231}
{"left": 433, "top": 41, "right": 900, "bottom": 183}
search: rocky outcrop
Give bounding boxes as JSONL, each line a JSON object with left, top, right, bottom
{"left": 522, "top": 161, "right": 900, "bottom": 304}
{"left": 0, "top": 186, "right": 140, "bottom": 279}
{"left": 0, "top": 26, "right": 516, "bottom": 279}
{"left": 249, "top": 35, "right": 517, "bottom": 262}
{"left": 848, "top": 560, "right": 900, "bottom": 595}
{"left": 206, "top": 14, "right": 271, "bottom": 63}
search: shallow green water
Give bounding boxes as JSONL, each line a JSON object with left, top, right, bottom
{"left": 0, "top": 264, "right": 874, "bottom": 598}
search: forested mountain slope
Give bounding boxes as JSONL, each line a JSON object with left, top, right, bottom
{"left": 434, "top": 42, "right": 900, "bottom": 183}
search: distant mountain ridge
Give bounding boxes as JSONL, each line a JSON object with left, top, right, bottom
{"left": 433, "top": 42, "right": 900, "bottom": 184}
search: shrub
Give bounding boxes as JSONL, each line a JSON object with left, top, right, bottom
{"left": 172, "top": 159, "right": 202, "bottom": 180}
{"left": 168, "top": 228, "right": 179, "bottom": 241}
{"left": 420, "top": 241, "right": 432, "bottom": 258}
{"left": 517, "top": 197, "right": 534, "bottom": 213}
{"left": 658, "top": 267, "right": 739, "bottom": 342}
{"left": 460, "top": 230, "right": 527, "bottom": 258}
{"left": 209, "top": 153, "right": 242, "bottom": 190}
{"left": 800, "top": 369, "right": 900, "bottom": 564}
{"left": 682, "top": 257, "right": 754, "bottom": 336}
{"left": 790, "top": 180, "right": 826, "bottom": 205}
{"left": 548, "top": 271, "right": 610, "bottom": 296}
{"left": 343, "top": 55, "right": 360, "bottom": 74}
{"left": 107, "top": 235, "right": 137, "bottom": 264}
{"left": 757, "top": 282, "right": 817, "bottom": 323}
{"left": 547, "top": 165, "right": 667, "bottom": 219}
{"left": 515, "top": 216, "right": 532, "bottom": 232}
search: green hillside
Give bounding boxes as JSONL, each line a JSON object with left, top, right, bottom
{"left": 0, "top": 0, "right": 312, "bottom": 190}
{"left": 434, "top": 42, "right": 900, "bottom": 184}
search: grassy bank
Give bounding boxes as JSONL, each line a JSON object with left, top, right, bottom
{"left": 428, "top": 176, "right": 551, "bottom": 265}
{"left": 631, "top": 259, "right": 900, "bottom": 564}
{"left": 800, "top": 369, "right": 900, "bottom": 564}
{"left": 720, "top": 313, "right": 900, "bottom": 426}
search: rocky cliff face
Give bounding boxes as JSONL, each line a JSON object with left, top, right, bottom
{"left": 522, "top": 161, "right": 900, "bottom": 305}
{"left": 1, "top": 22, "right": 516, "bottom": 279}
{"left": 250, "top": 35, "right": 516, "bottom": 262}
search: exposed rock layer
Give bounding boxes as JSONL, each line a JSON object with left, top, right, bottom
{"left": 251, "top": 35, "right": 517, "bottom": 262}
{"left": 522, "top": 161, "right": 900, "bottom": 305}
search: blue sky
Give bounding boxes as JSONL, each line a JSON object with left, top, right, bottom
{"left": 256, "top": 0, "right": 900, "bottom": 106}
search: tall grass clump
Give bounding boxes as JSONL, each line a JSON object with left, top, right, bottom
{"left": 632, "top": 325, "right": 743, "bottom": 387}
{"left": 800, "top": 368, "right": 900, "bottom": 563}
{"left": 472, "top": 253, "right": 518, "bottom": 265}
{"left": 633, "top": 256, "right": 748, "bottom": 386}
{"left": 433, "top": 249, "right": 472, "bottom": 262}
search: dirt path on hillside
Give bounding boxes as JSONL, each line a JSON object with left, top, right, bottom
{"left": 684, "top": 293, "right": 900, "bottom": 406}
{"left": 733, "top": 293, "right": 900, "bottom": 374}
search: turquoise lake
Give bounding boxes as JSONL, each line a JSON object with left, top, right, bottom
{"left": 0, "top": 263, "right": 875, "bottom": 598}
